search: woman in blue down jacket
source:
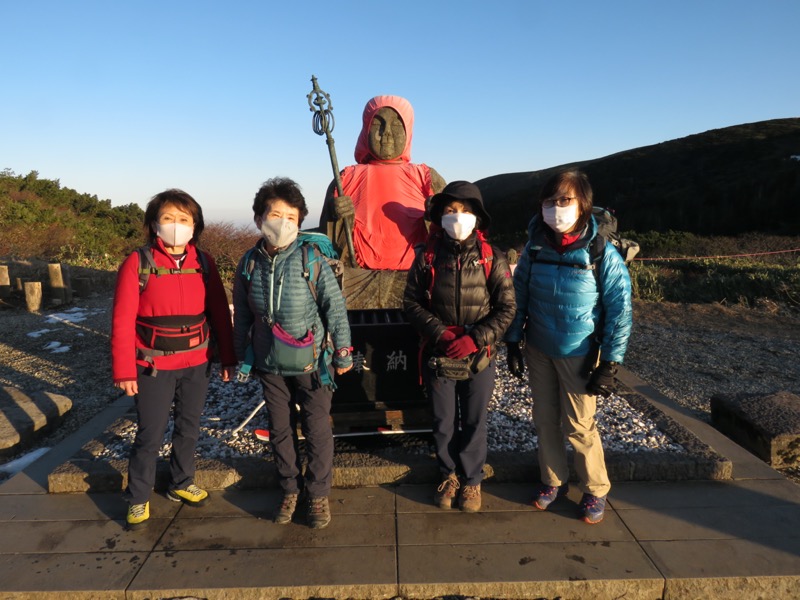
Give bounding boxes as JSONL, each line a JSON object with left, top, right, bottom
{"left": 505, "top": 170, "right": 632, "bottom": 525}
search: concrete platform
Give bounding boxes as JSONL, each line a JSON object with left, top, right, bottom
{"left": 0, "top": 368, "right": 798, "bottom": 599}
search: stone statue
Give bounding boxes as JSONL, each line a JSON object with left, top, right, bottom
{"left": 319, "top": 95, "right": 445, "bottom": 271}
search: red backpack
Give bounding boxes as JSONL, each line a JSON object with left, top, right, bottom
{"left": 422, "top": 228, "right": 493, "bottom": 303}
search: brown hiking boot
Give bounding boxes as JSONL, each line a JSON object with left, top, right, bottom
{"left": 434, "top": 473, "right": 460, "bottom": 509}
{"left": 274, "top": 492, "right": 299, "bottom": 525}
{"left": 459, "top": 484, "right": 482, "bottom": 513}
{"left": 307, "top": 495, "right": 331, "bottom": 529}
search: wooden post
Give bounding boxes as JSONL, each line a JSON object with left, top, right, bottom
{"left": 24, "top": 281, "right": 42, "bottom": 312}
{"left": 0, "top": 265, "right": 10, "bottom": 299}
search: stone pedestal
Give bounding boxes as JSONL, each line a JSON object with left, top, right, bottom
{"left": 711, "top": 390, "right": 800, "bottom": 467}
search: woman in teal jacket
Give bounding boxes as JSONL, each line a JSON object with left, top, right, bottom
{"left": 233, "top": 177, "right": 352, "bottom": 530}
{"left": 505, "top": 169, "right": 632, "bottom": 524}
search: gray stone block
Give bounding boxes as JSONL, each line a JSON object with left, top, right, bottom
{"left": 0, "top": 386, "right": 71, "bottom": 457}
{"left": 711, "top": 390, "right": 800, "bottom": 467}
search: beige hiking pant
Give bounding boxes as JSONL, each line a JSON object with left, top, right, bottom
{"left": 525, "top": 344, "right": 611, "bottom": 498}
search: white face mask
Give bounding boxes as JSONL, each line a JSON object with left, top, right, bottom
{"left": 543, "top": 204, "right": 579, "bottom": 233}
{"left": 441, "top": 212, "right": 477, "bottom": 241}
{"left": 155, "top": 222, "right": 194, "bottom": 247}
{"left": 260, "top": 217, "right": 299, "bottom": 249}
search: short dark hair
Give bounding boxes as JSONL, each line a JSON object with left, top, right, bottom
{"left": 143, "top": 189, "right": 204, "bottom": 243}
{"left": 252, "top": 177, "right": 309, "bottom": 226}
{"left": 538, "top": 170, "right": 593, "bottom": 233}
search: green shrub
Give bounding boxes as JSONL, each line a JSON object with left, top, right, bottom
{"left": 630, "top": 258, "right": 800, "bottom": 306}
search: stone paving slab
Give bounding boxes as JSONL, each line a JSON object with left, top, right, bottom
{"left": 397, "top": 509, "right": 636, "bottom": 545}
{"left": 0, "top": 489, "right": 178, "bottom": 521}
{"left": 127, "top": 546, "right": 399, "bottom": 600}
{"left": 0, "top": 517, "right": 173, "bottom": 553}
{"left": 396, "top": 541, "right": 665, "bottom": 600}
{"left": 608, "top": 477, "right": 800, "bottom": 509}
{"left": 643, "top": 538, "right": 800, "bottom": 599}
{"left": 172, "top": 485, "right": 396, "bottom": 520}
{"left": 158, "top": 513, "right": 396, "bottom": 550}
{"left": 0, "top": 552, "right": 142, "bottom": 600}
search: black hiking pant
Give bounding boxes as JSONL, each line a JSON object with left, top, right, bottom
{"left": 257, "top": 370, "right": 334, "bottom": 498}
{"left": 425, "top": 358, "right": 496, "bottom": 486}
{"left": 125, "top": 363, "right": 210, "bottom": 505}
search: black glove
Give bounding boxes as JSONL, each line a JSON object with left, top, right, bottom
{"left": 586, "top": 361, "right": 618, "bottom": 397}
{"left": 506, "top": 342, "right": 525, "bottom": 379}
{"left": 333, "top": 195, "right": 355, "bottom": 221}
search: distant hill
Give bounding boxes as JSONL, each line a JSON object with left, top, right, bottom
{"left": 476, "top": 118, "right": 800, "bottom": 239}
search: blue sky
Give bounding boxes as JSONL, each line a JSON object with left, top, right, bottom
{"left": 2, "top": 1, "right": 798, "bottom": 227}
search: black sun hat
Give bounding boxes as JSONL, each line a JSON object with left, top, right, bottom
{"left": 428, "top": 180, "right": 491, "bottom": 230}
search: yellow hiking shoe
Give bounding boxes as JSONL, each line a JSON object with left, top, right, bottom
{"left": 126, "top": 502, "right": 149, "bottom": 530}
{"left": 167, "top": 484, "right": 209, "bottom": 507}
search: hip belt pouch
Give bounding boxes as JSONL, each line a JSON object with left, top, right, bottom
{"left": 428, "top": 347, "right": 492, "bottom": 381}
{"left": 136, "top": 314, "right": 209, "bottom": 352}
{"left": 428, "top": 356, "right": 472, "bottom": 381}
{"left": 269, "top": 322, "right": 317, "bottom": 373}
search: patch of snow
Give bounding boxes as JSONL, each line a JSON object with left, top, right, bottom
{"left": 27, "top": 328, "right": 55, "bottom": 338}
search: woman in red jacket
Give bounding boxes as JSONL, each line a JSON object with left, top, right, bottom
{"left": 111, "top": 189, "right": 235, "bottom": 530}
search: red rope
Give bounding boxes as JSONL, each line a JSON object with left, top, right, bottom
{"left": 633, "top": 248, "right": 800, "bottom": 262}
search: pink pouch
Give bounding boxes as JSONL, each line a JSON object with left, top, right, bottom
{"left": 270, "top": 323, "right": 317, "bottom": 372}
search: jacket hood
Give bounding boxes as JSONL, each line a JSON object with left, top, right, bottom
{"left": 429, "top": 180, "right": 492, "bottom": 230}
{"left": 354, "top": 95, "right": 414, "bottom": 164}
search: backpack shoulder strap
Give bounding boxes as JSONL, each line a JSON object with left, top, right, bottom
{"left": 138, "top": 245, "right": 208, "bottom": 293}
{"left": 475, "top": 230, "right": 493, "bottom": 280}
{"left": 301, "top": 241, "right": 320, "bottom": 304}
{"left": 240, "top": 246, "right": 258, "bottom": 286}
{"left": 196, "top": 249, "right": 209, "bottom": 272}
{"left": 137, "top": 246, "right": 159, "bottom": 293}
{"left": 422, "top": 230, "right": 442, "bottom": 303}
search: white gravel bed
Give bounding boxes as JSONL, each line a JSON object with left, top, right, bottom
{"left": 90, "top": 345, "right": 686, "bottom": 461}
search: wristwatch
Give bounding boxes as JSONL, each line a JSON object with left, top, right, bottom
{"left": 335, "top": 347, "right": 353, "bottom": 359}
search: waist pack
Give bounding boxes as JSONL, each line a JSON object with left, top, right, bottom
{"left": 427, "top": 347, "right": 492, "bottom": 380}
{"left": 268, "top": 323, "right": 317, "bottom": 373}
{"left": 136, "top": 314, "right": 209, "bottom": 353}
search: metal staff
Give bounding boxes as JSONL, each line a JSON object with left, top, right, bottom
{"left": 307, "top": 75, "right": 357, "bottom": 267}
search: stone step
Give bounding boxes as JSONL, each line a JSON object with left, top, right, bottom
{"left": 0, "top": 386, "right": 72, "bottom": 457}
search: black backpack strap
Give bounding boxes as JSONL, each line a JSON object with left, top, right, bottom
{"left": 138, "top": 245, "right": 208, "bottom": 294}
{"left": 137, "top": 247, "right": 159, "bottom": 293}
{"left": 196, "top": 250, "right": 209, "bottom": 280}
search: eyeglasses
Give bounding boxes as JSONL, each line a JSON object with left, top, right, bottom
{"left": 542, "top": 195, "right": 577, "bottom": 208}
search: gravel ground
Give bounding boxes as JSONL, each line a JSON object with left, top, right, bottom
{"left": 1, "top": 288, "right": 799, "bottom": 484}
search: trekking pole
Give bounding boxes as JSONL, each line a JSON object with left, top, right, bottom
{"left": 307, "top": 75, "right": 357, "bottom": 267}
{"left": 230, "top": 400, "right": 265, "bottom": 437}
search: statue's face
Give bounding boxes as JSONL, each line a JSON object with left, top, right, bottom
{"left": 368, "top": 107, "right": 406, "bottom": 160}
